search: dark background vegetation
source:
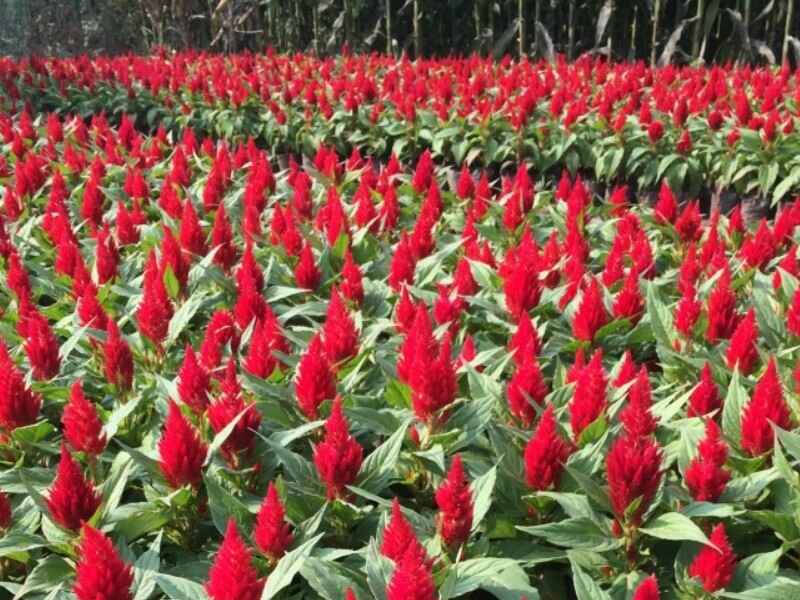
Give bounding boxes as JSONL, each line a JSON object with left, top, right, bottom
{"left": 0, "top": 0, "right": 798, "bottom": 65}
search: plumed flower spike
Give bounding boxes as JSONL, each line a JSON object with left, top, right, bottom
{"left": 688, "top": 523, "right": 737, "bottom": 592}
{"left": 177, "top": 344, "right": 210, "bottom": 415}
{"left": 103, "top": 320, "right": 134, "bottom": 392}
{"left": 62, "top": 380, "right": 106, "bottom": 456}
{"left": 685, "top": 420, "right": 730, "bottom": 502}
{"left": 569, "top": 350, "right": 608, "bottom": 441}
{"left": 741, "top": 357, "right": 792, "bottom": 456}
{"left": 435, "top": 455, "right": 473, "bottom": 548}
{"left": 572, "top": 277, "right": 609, "bottom": 342}
{"left": 74, "top": 524, "right": 134, "bottom": 600}
{"left": 313, "top": 396, "right": 363, "bottom": 500}
{"left": 632, "top": 575, "right": 660, "bottom": 600}
{"left": 24, "top": 311, "right": 60, "bottom": 380}
{"left": 136, "top": 251, "right": 173, "bottom": 347}
{"left": 345, "top": 589, "right": 357, "bottom": 600}
{"left": 606, "top": 433, "right": 663, "bottom": 526}
{"left": 295, "top": 335, "right": 336, "bottom": 420}
{"left": 0, "top": 491, "right": 11, "bottom": 530}
{"left": 47, "top": 445, "right": 101, "bottom": 531}
{"left": 206, "top": 519, "right": 264, "bottom": 600}
{"left": 254, "top": 481, "right": 293, "bottom": 561}
{"left": 158, "top": 401, "right": 208, "bottom": 489}
{"left": 322, "top": 287, "right": 359, "bottom": 367}
{"left": 386, "top": 544, "right": 437, "bottom": 600}
{"left": 0, "top": 353, "right": 42, "bottom": 431}
{"left": 507, "top": 352, "right": 548, "bottom": 427}
{"left": 725, "top": 308, "right": 759, "bottom": 375}
{"left": 688, "top": 362, "right": 721, "bottom": 417}
{"left": 381, "top": 498, "right": 425, "bottom": 562}
{"left": 524, "top": 404, "right": 572, "bottom": 491}
{"left": 620, "top": 367, "right": 657, "bottom": 438}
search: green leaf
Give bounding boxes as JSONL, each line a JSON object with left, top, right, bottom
{"left": 357, "top": 419, "right": 410, "bottom": 493}
{"left": 133, "top": 531, "right": 162, "bottom": 600}
{"left": 156, "top": 574, "right": 209, "bottom": 600}
{"left": 365, "top": 539, "right": 393, "bottom": 600}
{"left": 441, "top": 558, "right": 520, "bottom": 598}
{"left": 204, "top": 472, "right": 254, "bottom": 535}
{"left": 518, "top": 517, "right": 619, "bottom": 551}
{"left": 470, "top": 465, "right": 497, "bottom": 533}
{"left": 722, "top": 369, "right": 747, "bottom": 448}
{"left": 571, "top": 560, "right": 612, "bottom": 600}
{"left": 260, "top": 534, "right": 323, "bottom": 599}
{"left": 639, "top": 512, "right": 712, "bottom": 546}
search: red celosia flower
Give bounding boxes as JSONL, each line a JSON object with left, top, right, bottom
{"left": 503, "top": 259, "right": 540, "bottom": 320}
{"left": 507, "top": 352, "right": 548, "bottom": 427}
{"left": 455, "top": 164, "right": 474, "bottom": 199}
{"left": 654, "top": 181, "right": 677, "bottom": 224}
{"left": 345, "top": 589, "right": 357, "bottom": 600}
{"left": 207, "top": 362, "right": 262, "bottom": 461}
{"left": 688, "top": 363, "right": 721, "bottom": 417}
{"left": 158, "top": 401, "right": 208, "bottom": 489}
{"left": 741, "top": 357, "right": 792, "bottom": 456}
{"left": 435, "top": 455, "right": 473, "bottom": 548}
{"left": 397, "top": 305, "right": 436, "bottom": 383}
{"left": 381, "top": 498, "right": 425, "bottom": 561}
{"left": 725, "top": 308, "right": 759, "bottom": 375}
{"left": 210, "top": 204, "right": 238, "bottom": 271}
{"left": 740, "top": 219, "right": 776, "bottom": 270}
{"left": 509, "top": 314, "right": 541, "bottom": 365}
{"left": 180, "top": 199, "right": 207, "bottom": 256}
{"left": 116, "top": 201, "right": 140, "bottom": 246}
{"left": 103, "top": 321, "right": 134, "bottom": 392}
{"left": 674, "top": 200, "right": 702, "bottom": 242}
{"left": 313, "top": 396, "right": 363, "bottom": 500}
{"left": 688, "top": 523, "right": 737, "bottom": 592}
{"left": 62, "top": 381, "right": 106, "bottom": 456}
{"left": 675, "top": 284, "right": 701, "bottom": 337}
{"left": 6, "top": 251, "right": 30, "bottom": 299}
{"left": 572, "top": 277, "right": 609, "bottom": 342}
{"left": 341, "top": 249, "right": 364, "bottom": 303}
{"left": 685, "top": 420, "right": 730, "bottom": 502}
{"left": 73, "top": 525, "right": 134, "bottom": 600}
{"left": 78, "top": 285, "right": 109, "bottom": 332}
{"left": 613, "top": 270, "right": 643, "bottom": 323}
{"left": 94, "top": 225, "right": 119, "bottom": 284}
{"left": 200, "top": 310, "right": 239, "bottom": 370}
{"left": 254, "top": 481, "right": 293, "bottom": 561}
{"left": 136, "top": 252, "right": 174, "bottom": 346}
{"left": 411, "top": 149, "right": 433, "bottom": 194}
{"left": 322, "top": 287, "right": 359, "bottom": 367}
{"left": 160, "top": 226, "right": 188, "bottom": 292}
{"left": 647, "top": 120, "right": 664, "bottom": 143}
{"left": 386, "top": 542, "right": 436, "bottom": 600}
{"left": 788, "top": 287, "right": 800, "bottom": 337}
{"left": 524, "top": 404, "right": 572, "bottom": 491}
{"left": 295, "top": 243, "right": 321, "bottom": 291}
{"left": 606, "top": 433, "right": 663, "bottom": 526}
{"left": 410, "top": 331, "right": 456, "bottom": 425}
{"left": 569, "top": 350, "right": 607, "bottom": 440}
{"left": 47, "top": 445, "right": 101, "bottom": 530}
{"left": 206, "top": 520, "right": 264, "bottom": 600}
{"left": 620, "top": 367, "right": 657, "bottom": 438}
{"left": 244, "top": 312, "right": 287, "bottom": 379}
{"left": 177, "top": 345, "right": 210, "bottom": 414}
{"left": 388, "top": 234, "right": 417, "bottom": 291}
{"left": 613, "top": 351, "right": 638, "bottom": 387}
{"left": 705, "top": 267, "right": 739, "bottom": 342}
{"left": 24, "top": 311, "right": 60, "bottom": 380}
{"left": 632, "top": 575, "right": 660, "bottom": 600}
{"left": 295, "top": 335, "right": 336, "bottom": 420}
{"left": 0, "top": 491, "right": 11, "bottom": 530}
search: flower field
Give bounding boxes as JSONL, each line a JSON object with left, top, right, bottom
{"left": 0, "top": 52, "right": 800, "bottom": 600}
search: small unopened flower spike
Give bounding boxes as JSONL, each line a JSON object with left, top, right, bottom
{"left": 206, "top": 519, "right": 264, "bottom": 600}
{"left": 73, "top": 525, "right": 134, "bottom": 600}
{"left": 435, "top": 455, "right": 473, "bottom": 548}
{"left": 632, "top": 575, "right": 660, "bottom": 600}
{"left": 253, "top": 481, "right": 293, "bottom": 561}
{"left": 688, "top": 523, "right": 737, "bottom": 592}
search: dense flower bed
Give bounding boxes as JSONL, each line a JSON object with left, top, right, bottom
{"left": 0, "top": 95, "right": 799, "bottom": 599}
{"left": 3, "top": 52, "right": 800, "bottom": 202}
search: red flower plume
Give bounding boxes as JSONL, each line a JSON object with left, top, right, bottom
{"left": 571, "top": 277, "right": 609, "bottom": 342}
{"left": 688, "top": 523, "right": 737, "bottom": 592}
{"left": 340, "top": 248, "right": 364, "bottom": 304}
{"left": 612, "top": 270, "right": 643, "bottom": 323}
{"left": 569, "top": 350, "right": 608, "bottom": 440}
{"left": 177, "top": 344, "right": 210, "bottom": 415}
{"left": 386, "top": 545, "right": 437, "bottom": 600}
{"left": 654, "top": 181, "right": 677, "bottom": 224}
{"left": 381, "top": 498, "right": 425, "bottom": 561}
{"left": 206, "top": 520, "right": 264, "bottom": 600}
{"left": 507, "top": 352, "right": 548, "bottom": 427}
{"left": 0, "top": 348, "right": 41, "bottom": 431}
{"left": 24, "top": 311, "right": 60, "bottom": 380}
{"left": 685, "top": 420, "right": 730, "bottom": 502}
{"left": 741, "top": 357, "right": 792, "bottom": 456}
{"left": 62, "top": 381, "right": 106, "bottom": 456}
{"left": 295, "top": 243, "right": 321, "bottom": 291}
{"left": 313, "top": 397, "right": 363, "bottom": 500}
{"left": 158, "top": 401, "right": 208, "bottom": 489}
{"left": 136, "top": 251, "right": 173, "bottom": 346}
{"left": 725, "top": 308, "right": 759, "bottom": 375}
{"left": 47, "top": 445, "right": 101, "bottom": 530}
{"left": 524, "top": 404, "right": 572, "bottom": 491}
{"left": 688, "top": 363, "right": 720, "bottom": 417}
{"left": 435, "top": 455, "right": 473, "bottom": 547}
{"left": 606, "top": 433, "right": 663, "bottom": 526}
{"left": 295, "top": 335, "right": 336, "bottom": 420}
{"left": 632, "top": 575, "right": 660, "bottom": 600}
{"left": 254, "top": 481, "right": 293, "bottom": 561}
{"left": 207, "top": 362, "right": 262, "bottom": 461}
{"left": 322, "top": 287, "right": 359, "bottom": 367}
{"left": 619, "top": 367, "right": 657, "bottom": 438}
{"left": 509, "top": 314, "right": 541, "bottom": 365}
{"left": 74, "top": 525, "right": 134, "bottom": 600}
{"left": 103, "top": 320, "right": 134, "bottom": 392}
